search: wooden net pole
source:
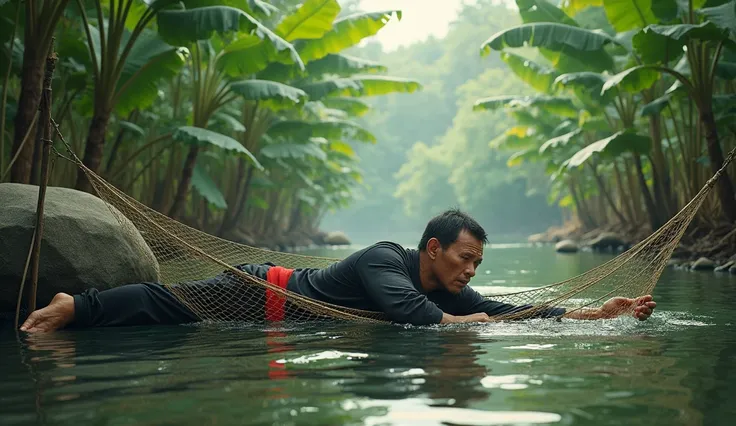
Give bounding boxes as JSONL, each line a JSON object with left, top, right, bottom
{"left": 26, "top": 40, "right": 58, "bottom": 313}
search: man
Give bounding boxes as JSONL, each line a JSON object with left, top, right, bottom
{"left": 20, "top": 209, "right": 656, "bottom": 333}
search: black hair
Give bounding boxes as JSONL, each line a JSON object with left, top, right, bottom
{"left": 418, "top": 208, "right": 488, "bottom": 251}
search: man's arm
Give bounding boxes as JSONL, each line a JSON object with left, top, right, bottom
{"left": 455, "top": 288, "right": 656, "bottom": 321}
{"left": 452, "top": 287, "right": 566, "bottom": 320}
{"left": 20, "top": 283, "right": 199, "bottom": 333}
{"left": 563, "top": 295, "right": 657, "bottom": 321}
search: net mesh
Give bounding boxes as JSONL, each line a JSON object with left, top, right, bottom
{"left": 53, "top": 124, "right": 736, "bottom": 324}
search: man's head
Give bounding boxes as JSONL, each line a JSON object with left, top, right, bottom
{"left": 418, "top": 209, "right": 487, "bottom": 294}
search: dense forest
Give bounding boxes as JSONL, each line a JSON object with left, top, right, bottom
{"left": 329, "top": 0, "right": 736, "bottom": 256}
{"left": 0, "top": 0, "right": 422, "bottom": 249}
{"left": 2, "top": 0, "right": 735, "bottom": 254}
{"left": 324, "top": 1, "right": 563, "bottom": 245}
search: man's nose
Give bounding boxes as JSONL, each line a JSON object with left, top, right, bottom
{"left": 466, "top": 265, "right": 476, "bottom": 277}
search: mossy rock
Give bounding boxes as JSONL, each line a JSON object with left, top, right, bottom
{"left": 0, "top": 183, "right": 160, "bottom": 311}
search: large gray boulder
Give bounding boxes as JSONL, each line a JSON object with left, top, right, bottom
{"left": 0, "top": 183, "right": 160, "bottom": 311}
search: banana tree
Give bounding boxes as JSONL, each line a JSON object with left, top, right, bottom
{"left": 148, "top": 4, "right": 305, "bottom": 218}
{"left": 215, "top": 79, "right": 309, "bottom": 233}
{"left": 8, "top": 0, "right": 71, "bottom": 184}
{"left": 599, "top": 0, "right": 736, "bottom": 222}
{"left": 213, "top": 0, "right": 417, "bottom": 234}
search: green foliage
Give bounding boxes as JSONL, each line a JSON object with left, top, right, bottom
{"left": 297, "top": 10, "right": 401, "bottom": 62}
{"left": 305, "top": 54, "right": 387, "bottom": 77}
{"left": 173, "top": 126, "right": 263, "bottom": 169}
{"left": 602, "top": 0, "right": 658, "bottom": 32}
{"left": 300, "top": 76, "right": 422, "bottom": 99}
{"left": 518, "top": 0, "right": 579, "bottom": 25}
{"left": 321, "top": 97, "right": 370, "bottom": 116}
{"left": 699, "top": 0, "right": 736, "bottom": 36}
{"left": 192, "top": 164, "right": 228, "bottom": 209}
{"left": 157, "top": 6, "right": 304, "bottom": 68}
{"left": 633, "top": 22, "right": 729, "bottom": 64}
{"left": 554, "top": 71, "right": 614, "bottom": 106}
{"left": 115, "top": 33, "right": 189, "bottom": 115}
{"left": 481, "top": 23, "right": 617, "bottom": 71}
{"left": 540, "top": 129, "right": 582, "bottom": 153}
{"left": 229, "top": 79, "right": 307, "bottom": 106}
{"left": 600, "top": 65, "right": 661, "bottom": 94}
{"left": 268, "top": 119, "right": 376, "bottom": 143}
{"left": 473, "top": 95, "right": 579, "bottom": 118}
{"left": 275, "top": 0, "right": 341, "bottom": 41}
{"left": 564, "top": 130, "right": 652, "bottom": 168}
{"left": 260, "top": 140, "right": 328, "bottom": 160}
{"left": 561, "top": 0, "right": 605, "bottom": 16}
{"left": 500, "top": 52, "right": 559, "bottom": 93}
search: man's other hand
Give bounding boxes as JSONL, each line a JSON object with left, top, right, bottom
{"left": 20, "top": 293, "right": 75, "bottom": 333}
{"left": 600, "top": 295, "right": 657, "bottom": 321}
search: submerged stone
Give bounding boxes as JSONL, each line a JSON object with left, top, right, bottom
{"left": 690, "top": 257, "right": 716, "bottom": 271}
{"left": 555, "top": 239, "right": 578, "bottom": 253}
{"left": 588, "top": 232, "right": 625, "bottom": 251}
{"left": 0, "top": 183, "right": 160, "bottom": 311}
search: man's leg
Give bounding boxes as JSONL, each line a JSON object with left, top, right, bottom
{"left": 20, "top": 282, "right": 199, "bottom": 332}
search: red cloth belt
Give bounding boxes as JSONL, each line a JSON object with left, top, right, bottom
{"left": 265, "top": 266, "right": 294, "bottom": 321}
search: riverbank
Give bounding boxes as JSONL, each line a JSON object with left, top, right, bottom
{"left": 529, "top": 221, "right": 736, "bottom": 274}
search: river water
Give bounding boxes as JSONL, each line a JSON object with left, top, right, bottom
{"left": 1, "top": 244, "right": 735, "bottom": 425}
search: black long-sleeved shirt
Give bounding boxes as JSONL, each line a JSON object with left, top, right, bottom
{"left": 72, "top": 241, "right": 565, "bottom": 327}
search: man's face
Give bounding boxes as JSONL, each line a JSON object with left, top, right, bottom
{"left": 429, "top": 230, "right": 484, "bottom": 294}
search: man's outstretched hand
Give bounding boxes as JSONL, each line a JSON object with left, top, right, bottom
{"left": 20, "top": 293, "right": 75, "bottom": 333}
{"left": 599, "top": 294, "right": 657, "bottom": 321}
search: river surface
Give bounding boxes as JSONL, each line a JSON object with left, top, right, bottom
{"left": 1, "top": 244, "right": 735, "bottom": 425}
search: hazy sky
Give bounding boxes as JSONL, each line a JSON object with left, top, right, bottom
{"left": 358, "top": 0, "right": 499, "bottom": 51}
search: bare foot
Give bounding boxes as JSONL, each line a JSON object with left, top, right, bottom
{"left": 20, "top": 293, "right": 76, "bottom": 333}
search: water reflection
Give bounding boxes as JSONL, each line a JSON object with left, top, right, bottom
{"left": 2, "top": 245, "right": 736, "bottom": 425}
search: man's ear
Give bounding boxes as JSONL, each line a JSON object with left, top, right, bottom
{"left": 426, "top": 237, "right": 441, "bottom": 260}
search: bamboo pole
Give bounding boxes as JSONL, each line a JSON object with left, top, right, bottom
{"left": 26, "top": 42, "right": 58, "bottom": 313}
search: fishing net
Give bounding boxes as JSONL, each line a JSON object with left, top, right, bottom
{"left": 53, "top": 123, "right": 736, "bottom": 323}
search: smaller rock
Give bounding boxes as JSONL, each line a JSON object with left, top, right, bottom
{"left": 691, "top": 257, "right": 716, "bottom": 271}
{"left": 555, "top": 239, "right": 579, "bottom": 253}
{"left": 714, "top": 260, "right": 735, "bottom": 272}
{"left": 729, "top": 264, "right": 736, "bottom": 275}
{"left": 324, "top": 231, "right": 351, "bottom": 246}
{"left": 588, "top": 232, "right": 625, "bottom": 251}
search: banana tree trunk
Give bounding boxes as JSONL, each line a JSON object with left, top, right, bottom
{"left": 589, "top": 163, "right": 627, "bottom": 226}
{"left": 568, "top": 180, "right": 596, "bottom": 229}
{"left": 10, "top": 46, "right": 44, "bottom": 183}
{"left": 106, "top": 110, "right": 138, "bottom": 173}
{"left": 633, "top": 155, "right": 662, "bottom": 231}
{"left": 169, "top": 145, "right": 199, "bottom": 219}
{"left": 218, "top": 164, "right": 255, "bottom": 236}
{"left": 613, "top": 162, "right": 636, "bottom": 226}
{"left": 288, "top": 201, "right": 302, "bottom": 232}
{"left": 701, "top": 108, "right": 736, "bottom": 222}
{"left": 649, "top": 113, "right": 675, "bottom": 219}
{"left": 75, "top": 106, "right": 112, "bottom": 192}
